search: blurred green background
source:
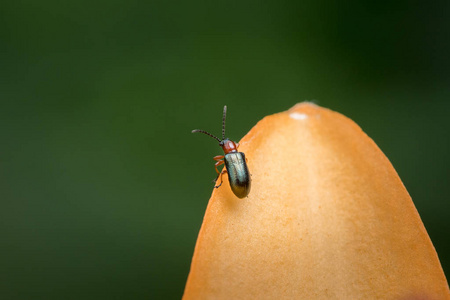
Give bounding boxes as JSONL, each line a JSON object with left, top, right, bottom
{"left": 1, "top": 0, "right": 449, "bottom": 299}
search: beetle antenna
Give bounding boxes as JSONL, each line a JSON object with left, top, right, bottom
{"left": 192, "top": 129, "right": 221, "bottom": 142}
{"left": 222, "top": 105, "right": 227, "bottom": 140}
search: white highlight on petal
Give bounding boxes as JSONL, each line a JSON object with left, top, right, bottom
{"left": 289, "top": 112, "right": 308, "bottom": 120}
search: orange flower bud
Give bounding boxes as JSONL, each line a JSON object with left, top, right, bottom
{"left": 184, "top": 103, "right": 449, "bottom": 299}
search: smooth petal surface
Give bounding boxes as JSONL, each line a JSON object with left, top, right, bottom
{"left": 184, "top": 103, "right": 449, "bottom": 299}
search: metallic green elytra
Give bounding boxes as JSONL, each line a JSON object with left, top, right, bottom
{"left": 224, "top": 152, "right": 251, "bottom": 198}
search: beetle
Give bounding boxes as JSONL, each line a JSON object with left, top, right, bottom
{"left": 192, "top": 105, "right": 251, "bottom": 198}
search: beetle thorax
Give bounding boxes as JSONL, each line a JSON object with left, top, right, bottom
{"left": 220, "top": 139, "right": 238, "bottom": 154}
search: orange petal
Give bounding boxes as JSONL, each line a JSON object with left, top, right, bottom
{"left": 184, "top": 103, "right": 450, "bottom": 299}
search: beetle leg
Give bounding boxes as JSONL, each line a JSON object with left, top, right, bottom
{"left": 214, "top": 159, "right": 224, "bottom": 174}
{"left": 214, "top": 169, "right": 227, "bottom": 188}
{"left": 212, "top": 157, "right": 227, "bottom": 188}
{"left": 213, "top": 155, "right": 224, "bottom": 162}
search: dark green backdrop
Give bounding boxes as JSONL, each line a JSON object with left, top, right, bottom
{"left": 1, "top": 1, "right": 449, "bottom": 299}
